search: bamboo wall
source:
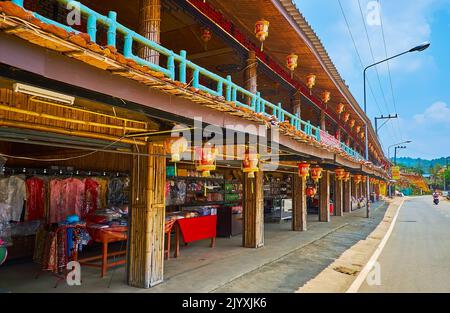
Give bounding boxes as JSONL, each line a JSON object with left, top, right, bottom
{"left": 0, "top": 88, "right": 148, "bottom": 145}
{"left": 128, "top": 142, "right": 166, "bottom": 288}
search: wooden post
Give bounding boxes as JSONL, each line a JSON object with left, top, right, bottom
{"left": 138, "top": 0, "right": 161, "bottom": 64}
{"left": 343, "top": 179, "right": 351, "bottom": 213}
{"left": 319, "top": 170, "right": 330, "bottom": 222}
{"left": 245, "top": 50, "right": 258, "bottom": 106}
{"left": 351, "top": 177, "right": 357, "bottom": 211}
{"left": 292, "top": 174, "right": 307, "bottom": 231}
{"left": 320, "top": 111, "right": 326, "bottom": 131}
{"left": 335, "top": 178, "right": 344, "bottom": 217}
{"left": 128, "top": 142, "right": 166, "bottom": 288}
{"left": 243, "top": 171, "right": 264, "bottom": 248}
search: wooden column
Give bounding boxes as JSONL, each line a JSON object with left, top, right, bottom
{"left": 245, "top": 50, "right": 258, "bottom": 106}
{"left": 292, "top": 175, "right": 307, "bottom": 231}
{"left": 335, "top": 178, "right": 344, "bottom": 217}
{"left": 351, "top": 178, "right": 357, "bottom": 211}
{"left": 243, "top": 171, "right": 264, "bottom": 248}
{"left": 343, "top": 180, "right": 351, "bottom": 213}
{"left": 320, "top": 111, "right": 326, "bottom": 131}
{"left": 319, "top": 170, "right": 331, "bottom": 222}
{"left": 128, "top": 142, "right": 166, "bottom": 288}
{"left": 138, "top": 0, "right": 161, "bottom": 64}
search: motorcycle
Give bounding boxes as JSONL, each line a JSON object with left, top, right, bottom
{"left": 433, "top": 198, "right": 439, "bottom": 205}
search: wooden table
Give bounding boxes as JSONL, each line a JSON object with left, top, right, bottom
{"left": 78, "top": 226, "right": 128, "bottom": 277}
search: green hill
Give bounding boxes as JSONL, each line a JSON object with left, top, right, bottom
{"left": 394, "top": 157, "right": 449, "bottom": 174}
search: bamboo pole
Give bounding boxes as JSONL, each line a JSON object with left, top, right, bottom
{"left": 138, "top": 0, "right": 161, "bottom": 64}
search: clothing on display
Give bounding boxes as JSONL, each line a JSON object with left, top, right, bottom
{"left": 0, "top": 175, "right": 26, "bottom": 222}
{"left": 108, "top": 177, "right": 129, "bottom": 207}
{"left": 25, "top": 177, "right": 46, "bottom": 222}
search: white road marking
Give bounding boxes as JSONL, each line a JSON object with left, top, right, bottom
{"left": 346, "top": 199, "right": 405, "bottom": 293}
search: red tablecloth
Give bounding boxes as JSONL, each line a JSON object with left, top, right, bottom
{"left": 177, "top": 215, "right": 217, "bottom": 243}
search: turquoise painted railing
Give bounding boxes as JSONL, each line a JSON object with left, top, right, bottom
{"left": 10, "top": 0, "right": 365, "bottom": 160}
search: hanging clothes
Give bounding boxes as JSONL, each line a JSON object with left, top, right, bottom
{"left": 25, "top": 177, "right": 45, "bottom": 222}
{"left": 84, "top": 178, "right": 99, "bottom": 218}
{"left": 0, "top": 176, "right": 27, "bottom": 222}
{"left": 49, "top": 178, "right": 85, "bottom": 223}
{"left": 108, "top": 177, "right": 128, "bottom": 207}
{"left": 93, "top": 177, "right": 108, "bottom": 209}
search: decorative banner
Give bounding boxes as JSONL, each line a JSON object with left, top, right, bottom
{"left": 391, "top": 166, "right": 401, "bottom": 180}
{"left": 320, "top": 130, "right": 341, "bottom": 150}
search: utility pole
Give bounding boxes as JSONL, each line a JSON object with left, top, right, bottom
{"left": 375, "top": 114, "right": 398, "bottom": 136}
{"left": 394, "top": 146, "right": 406, "bottom": 166}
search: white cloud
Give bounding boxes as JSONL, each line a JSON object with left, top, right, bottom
{"left": 414, "top": 101, "right": 450, "bottom": 124}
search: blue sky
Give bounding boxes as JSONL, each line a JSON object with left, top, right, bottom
{"left": 295, "top": 0, "right": 450, "bottom": 159}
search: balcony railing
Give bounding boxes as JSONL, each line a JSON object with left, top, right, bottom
{"left": 10, "top": 0, "right": 365, "bottom": 162}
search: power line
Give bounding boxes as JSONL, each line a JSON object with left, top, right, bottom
{"left": 378, "top": 0, "right": 404, "bottom": 142}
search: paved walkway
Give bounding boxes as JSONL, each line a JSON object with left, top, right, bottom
{"left": 0, "top": 202, "right": 386, "bottom": 293}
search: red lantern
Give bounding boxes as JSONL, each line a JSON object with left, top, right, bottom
{"left": 286, "top": 53, "right": 299, "bottom": 79}
{"left": 306, "top": 186, "right": 317, "bottom": 197}
{"left": 243, "top": 152, "right": 259, "bottom": 179}
{"left": 201, "top": 27, "right": 212, "bottom": 49}
{"left": 343, "top": 113, "right": 350, "bottom": 123}
{"left": 335, "top": 168, "right": 345, "bottom": 181}
{"left": 362, "top": 176, "right": 367, "bottom": 183}
{"left": 349, "top": 119, "right": 356, "bottom": 129}
{"left": 195, "top": 143, "right": 217, "bottom": 177}
{"left": 360, "top": 131, "right": 365, "bottom": 139}
{"left": 311, "top": 166, "right": 323, "bottom": 183}
{"left": 255, "top": 19, "right": 270, "bottom": 51}
{"left": 356, "top": 125, "right": 361, "bottom": 134}
{"left": 306, "top": 74, "right": 316, "bottom": 95}
{"left": 337, "top": 103, "right": 345, "bottom": 115}
{"left": 354, "top": 175, "right": 362, "bottom": 185}
{"left": 298, "top": 162, "right": 310, "bottom": 179}
{"left": 343, "top": 172, "right": 351, "bottom": 182}
{"left": 322, "top": 91, "right": 331, "bottom": 104}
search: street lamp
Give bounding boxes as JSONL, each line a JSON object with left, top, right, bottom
{"left": 363, "top": 42, "right": 430, "bottom": 218}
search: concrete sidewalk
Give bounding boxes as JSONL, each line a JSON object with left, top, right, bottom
{"left": 0, "top": 202, "right": 386, "bottom": 293}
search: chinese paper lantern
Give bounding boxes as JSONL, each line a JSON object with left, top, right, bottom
{"left": 322, "top": 91, "right": 331, "bottom": 104}
{"left": 165, "top": 137, "right": 188, "bottom": 163}
{"left": 362, "top": 176, "right": 367, "bottom": 183}
{"left": 242, "top": 151, "right": 259, "bottom": 179}
{"left": 343, "top": 113, "right": 350, "bottom": 123}
{"left": 306, "top": 186, "right": 317, "bottom": 197}
{"left": 201, "top": 27, "right": 212, "bottom": 49}
{"left": 306, "top": 74, "right": 316, "bottom": 95}
{"left": 360, "top": 131, "right": 365, "bottom": 139}
{"left": 356, "top": 125, "right": 361, "bottom": 134}
{"left": 311, "top": 166, "right": 323, "bottom": 183}
{"left": 343, "top": 172, "right": 351, "bottom": 182}
{"left": 195, "top": 143, "right": 217, "bottom": 177}
{"left": 337, "top": 103, "right": 345, "bottom": 115}
{"left": 354, "top": 175, "right": 362, "bottom": 184}
{"left": 298, "top": 162, "right": 310, "bottom": 179}
{"left": 335, "top": 168, "right": 345, "bottom": 181}
{"left": 286, "top": 53, "right": 299, "bottom": 79}
{"left": 255, "top": 19, "right": 270, "bottom": 51}
{"left": 349, "top": 119, "right": 356, "bottom": 129}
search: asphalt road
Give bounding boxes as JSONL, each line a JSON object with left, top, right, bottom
{"left": 360, "top": 196, "right": 450, "bottom": 293}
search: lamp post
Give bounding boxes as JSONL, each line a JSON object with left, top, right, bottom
{"left": 387, "top": 141, "right": 411, "bottom": 198}
{"left": 363, "top": 42, "right": 429, "bottom": 218}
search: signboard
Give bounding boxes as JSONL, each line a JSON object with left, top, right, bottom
{"left": 391, "top": 166, "right": 401, "bottom": 180}
{"left": 320, "top": 130, "right": 341, "bottom": 150}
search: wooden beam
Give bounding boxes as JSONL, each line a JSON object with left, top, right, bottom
{"left": 243, "top": 171, "right": 264, "bottom": 248}
{"left": 128, "top": 142, "right": 166, "bottom": 288}
{"left": 335, "top": 178, "right": 343, "bottom": 217}
{"left": 189, "top": 47, "right": 234, "bottom": 61}
{"left": 292, "top": 174, "right": 307, "bottom": 231}
{"left": 319, "top": 170, "right": 330, "bottom": 222}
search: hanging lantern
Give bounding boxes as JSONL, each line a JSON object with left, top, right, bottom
{"left": 306, "top": 74, "right": 316, "bottom": 95}
{"left": 360, "top": 131, "right": 365, "bottom": 139}
{"left": 242, "top": 151, "right": 259, "bottom": 179}
{"left": 321, "top": 91, "right": 331, "bottom": 104}
{"left": 201, "top": 27, "right": 212, "bottom": 49}
{"left": 195, "top": 143, "right": 217, "bottom": 177}
{"left": 354, "top": 174, "right": 362, "bottom": 185}
{"left": 306, "top": 186, "right": 317, "bottom": 197}
{"left": 255, "top": 19, "right": 270, "bottom": 51}
{"left": 286, "top": 53, "right": 299, "bottom": 79}
{"left": 298, "top": 162, "right": 310, "bottom": 180}
{"left": 343, "top": 172, "right": 351, "bottom": 182}
{"left": 310, "top": 166, "right": 323, "bottom": 183}
{"left": 343, "top": 113, "right": 350, "bottom": 123}
{"left": 337, "top": 103, "right": 345, "bottom": 115}
{"left": 362, "top": 176, "right": 367, "bottom": 183}
{"left": 349, "top": 119, "right": 356, "bottom": 129}
{"left": 355, "top": 125, "right": 361, "bottom": 134}
{"left": 165, "top": 137, "right": 188, "bottom": 163}
{"left": 335, "top": 168, "right": 345, "bottom": 181}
